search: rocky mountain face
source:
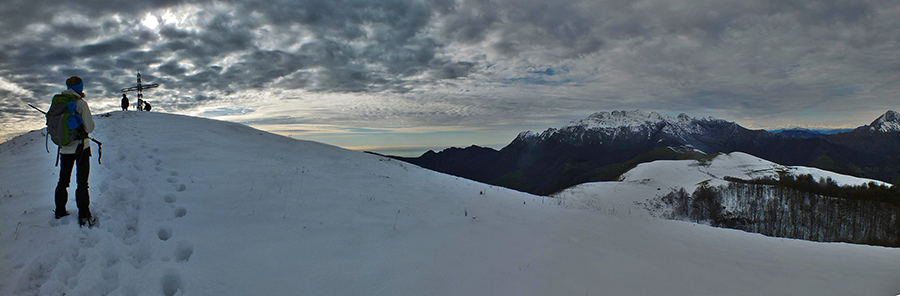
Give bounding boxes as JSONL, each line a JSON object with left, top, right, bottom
{"left": 869, "top": 110, "right": 900, "bottom": 133}
{"left": 391, "top": 110, "right": 900, "bottom": 195}
{"left": 824, "top": 110, "right": 900, "bottom": 157}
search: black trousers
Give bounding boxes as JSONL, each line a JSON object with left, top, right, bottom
{"left": 56, "top": 148, "right": 92, "bottom": 218}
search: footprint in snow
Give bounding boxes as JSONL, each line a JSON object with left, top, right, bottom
{"left": 174, "top": 240, "right": 194, "bottom": 262}
{"left": 128, "top": 245, "right": 151, "bottom": 269}
{"left": 49, "top": 216, "right": 73, "bottom": 227}
{"left": 161, "top": 271, "right": 185, "bottom": 296}
{"left": 158, "top": 226, "right": 172, "bottom": 241}
{"left": 174, "top": 207, "right": 187, "bottom": 219}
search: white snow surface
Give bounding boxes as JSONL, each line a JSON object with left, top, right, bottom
{"left": 2, "top": 112, "right": 899, "bottom": 296}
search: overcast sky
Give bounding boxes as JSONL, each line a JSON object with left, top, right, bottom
{"left": 2, "top": 0, "right": 898, "bottom": 155}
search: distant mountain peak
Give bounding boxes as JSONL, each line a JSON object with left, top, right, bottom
{"left": 868, "top": 110, "right": 900, "bottom": 133}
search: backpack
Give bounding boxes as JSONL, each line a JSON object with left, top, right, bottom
{"left": 46, "top": 93, "right": 87, "bottom": 146}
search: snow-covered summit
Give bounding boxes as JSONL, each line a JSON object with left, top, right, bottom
{"left": 868, "top": 110, "right": 900, "bottom": 132}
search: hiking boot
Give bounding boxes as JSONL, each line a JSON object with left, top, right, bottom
{"left": 54, "top": 210, "right": 70, "bottom": 219}
{"left": 79, "top": 216, "right": 97, "bottom": 228}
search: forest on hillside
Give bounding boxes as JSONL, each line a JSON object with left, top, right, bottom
{"left": 649, "top": 174, "right": 900, "bottom": 247}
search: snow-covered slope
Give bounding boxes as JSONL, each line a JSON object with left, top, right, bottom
{"left": 2, "top": 112, "right": 899, "bottom": 296}
{"left": 557, "top": 152, "right": 891, "bottom": 211}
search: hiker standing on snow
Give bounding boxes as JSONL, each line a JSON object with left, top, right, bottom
{"left": 52, "top": 76, "right": 96, "bottom": 226}
{"left": 121, "top": 94, "right": 129, "bottom": 111}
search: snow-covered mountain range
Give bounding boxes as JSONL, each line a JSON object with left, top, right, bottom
{"left": 2, "top": 111, "right": 898, "bottom": 295}
{"left": 394, "top": 110, "right": 900, "bottom": 195}
{"left": 514, "top": 109, "right": 757, "bottom": 153}
{"left": 521, "top": 110, "right": 725, "bottom": 140}
{"left": 519, "top": 109, "right": 900, "bottom": 151}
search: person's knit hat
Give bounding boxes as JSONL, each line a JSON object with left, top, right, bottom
{"left": 66, "top": 76, "right": 83, "bottom": 94}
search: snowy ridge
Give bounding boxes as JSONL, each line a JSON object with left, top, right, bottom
{"left": 868, "top": 110, "right": 900, "bottom": 133}
{"left": 565, "top": 110, "right": 721, "bottom": 130}
{"left": 517, "top": 110, "right": 731, "bottom": 142}
{"left": 2, "top": 112, "right": 899, "bottom": 295}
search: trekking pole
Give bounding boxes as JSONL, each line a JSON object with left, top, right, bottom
{"left": 27, "top": 103, "right": 46, "bottom": 115}
{"left": 27, "top": 104, "right": 51, "bottom": 153}
{"left": 88, "top": 137, "right": 102, "bottom": 164}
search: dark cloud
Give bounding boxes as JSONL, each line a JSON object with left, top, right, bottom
{"left": 79, "top": 36, "right": 148, "bottom": 58}
{"left": 222, "top": 50, "right": 308, "bottom": 89}
{"left": 439, "top": 0, "right": 501, "bottom": 43}
{"left": 775, "top": 0, "right": 876, "bottom": 26}
{"left": 435, "top": 0, "right": 608, "bottom": 58}
{"left": 439, "top": 62, "right": 475, "bottom": 79}
{"left": 157, "top": 60, "right": 188, "bottom": 77}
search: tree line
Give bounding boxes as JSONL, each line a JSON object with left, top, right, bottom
{"left": 657, "top": 174, "right": 900, "bottom": 247}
